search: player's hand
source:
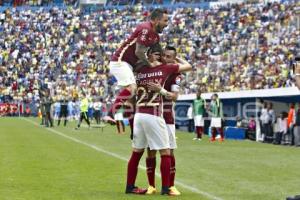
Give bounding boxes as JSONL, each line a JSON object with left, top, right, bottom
{"left": 147, "top": 82, "right": 162, "bottom": 93}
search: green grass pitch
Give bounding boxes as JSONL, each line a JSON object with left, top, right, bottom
{"left": 0, "top": 117, "right": 299, "bottom": 200}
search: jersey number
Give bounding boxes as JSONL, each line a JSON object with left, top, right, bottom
{"left": 136, "top": 87, "right": 160, "bottom": 107}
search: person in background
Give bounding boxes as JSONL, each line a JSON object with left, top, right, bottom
{"left": 74, "top": 98, "right": 81, "bottom": 120}
{"left": 115, "top": 107, "right": 125, "bottom": 134}
{"left": 68, "top": 100, "right": 74, "bottom": 121}
{"left": 192, "top": 89, "right": 206, "bottom": 140}
{"left": 39, "top": 91, "right": 46, "bottom": 126}
{"left": 88, "top": 100, "right": 94, "bottom": 122}
{"left": 25, "top": 106, "right": 31, "bottom": 117}
{"left": 102, "top": 102, "right": 108, "bottom": 120}
{"left": 187, "top": 104, "right": 194, "bottom": 133}
{"left": 260, "top": 102, "right": 269, "bottom": 141}
{"left": 44, "top": 91, "right": 53, "bottom": 127}
{"left": 264, "top": 102, "right": 276, "bottom": 142}
{"left": 57, "top": 96, "right": 68, "bottom": 127}
{"left": 75, "top": 93, "right": 91, "bottom": 130}
{"left": 287, "top": 103, "right": 295, "bottom": 145}
{"left": 209, "top": 94, "right": 224, "bottom": 142}
{"left": 53, "top": 99, "right": 61, "bottom": 120}
{"left": 236, "top": 116, "right": 242, "bottom": 128}
{"left": 246, "top": 115, "right": 256, "bottom": 141}
{"left": 93, "top": 98, "right": 102, "bottom": 125}
{"left": 273, "top": 112, "right": 287, "bottom": 145}
{"left": 293, "top": 103, "right": 300, "bottom": 147}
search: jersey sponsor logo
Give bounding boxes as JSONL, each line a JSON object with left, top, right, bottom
{"left": 136, "top": 71, "right": 163, "bottom": 79}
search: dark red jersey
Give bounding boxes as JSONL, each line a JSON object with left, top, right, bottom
{"left": 136, "top": 64, "right": 179, "bottom": 116}
{"left": 111, "top": 22, "right": 159, "bottom": 68}
{"left": 163, "top": 73, "right": 182, "bottom": 124}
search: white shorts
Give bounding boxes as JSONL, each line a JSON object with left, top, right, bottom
{"left": 211, "top": 117, "right": 222, "bottom": 128}
{"left": 167, "top": 124, "right": 177, "bottom": 149}
{"left": 133, "top": 113, "right": 170, "bottom": 150}
{"left": 114, "top": 112, "right": 123, "bottom": 121}
{"left": 194, "top": 115, "right": 204, "bottom": 127}
{"left": 109, "top": 61, "right": 136, "bottom": 86}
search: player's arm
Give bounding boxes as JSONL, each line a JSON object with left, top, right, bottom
{"left": 175, "top": 57, "right": 192, "bottom": 72}
{"left": 147, "top": 82, "right": 178, "bottom": 101}
{"left": 165, "top": 81, "right": 180, "bottom": 101}
{"left": 165, "top": 91, "right": 178, "bottom": 101}
{"left": 135, "top": 43, "right": 151, "bottom": 69}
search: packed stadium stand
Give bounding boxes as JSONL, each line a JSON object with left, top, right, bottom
{"left": 0, "top": 0, "right": 299, "bottom": 115}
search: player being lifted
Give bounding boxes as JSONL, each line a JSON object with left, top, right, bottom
{"left": 104, "top": 9, "right": 169, "bottom": 129}
{"left": 125, "top": 44, "right": 192, "bottom": 195}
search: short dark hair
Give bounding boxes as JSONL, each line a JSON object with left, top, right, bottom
{"left": 147, "top": 43, "right": 163, "bottom": 55}
{"left": 165, "top": 46, "right": 176, "bottom": 53}
{"left": 150, "top": 9, "right": 167, "bottom": 20}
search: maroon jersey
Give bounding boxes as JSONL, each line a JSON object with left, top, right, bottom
{"left": 136, "top": 64, "right": 179, "bottom": 116}
{"left": 163, "top": 73, "right": 182, "bottom": 124}
{"left": 111, "top": 22, "right": 159, "bottom": 68}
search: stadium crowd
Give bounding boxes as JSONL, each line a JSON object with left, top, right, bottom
{"left": 0, "top": 1, "right": 299, "bottom": 111}
{"left": 0, "top": 0, "right": 77, "bottom": 7}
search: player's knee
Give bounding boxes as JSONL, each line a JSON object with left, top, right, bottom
{"left": 170, "top": 149, "right": 174, "bottom": 156}
{"left": 147, "top": 148, "right": 157, "bottom": 158}
{"left": 133, "top": 148, "right": 144, "bottom": 153}
{"left": 159, "top": 149, "right": 170, "bottom": 156}
{"left": 127, "top": 84, "right": 137, "bottom": 94}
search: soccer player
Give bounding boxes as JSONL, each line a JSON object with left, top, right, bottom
{"left": 44, "top": 91, "right": 53, "bottom": 127}
{"left": 144, "top": 46, "right": 183, "bottom": 195}
{"left": 192, "top": 89, "right": 206, "bottom": 141}
{"left": 104, "top": 9, "right": 169, "bottom": 127}
{"left": 57, "top": 96, "right": 68, "bottom": 127}
{"left": 75, "top": 93, "right": 91, "bottom": 130}
{"left": 125, "top": 44, "right": 192, "bottom": 195}
{"left": 209, "top": 94, "right": 224, "bottom": 142}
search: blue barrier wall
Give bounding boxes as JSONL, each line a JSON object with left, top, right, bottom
{"left": 175, "top": 90, "right": 300, "bottom": 133}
